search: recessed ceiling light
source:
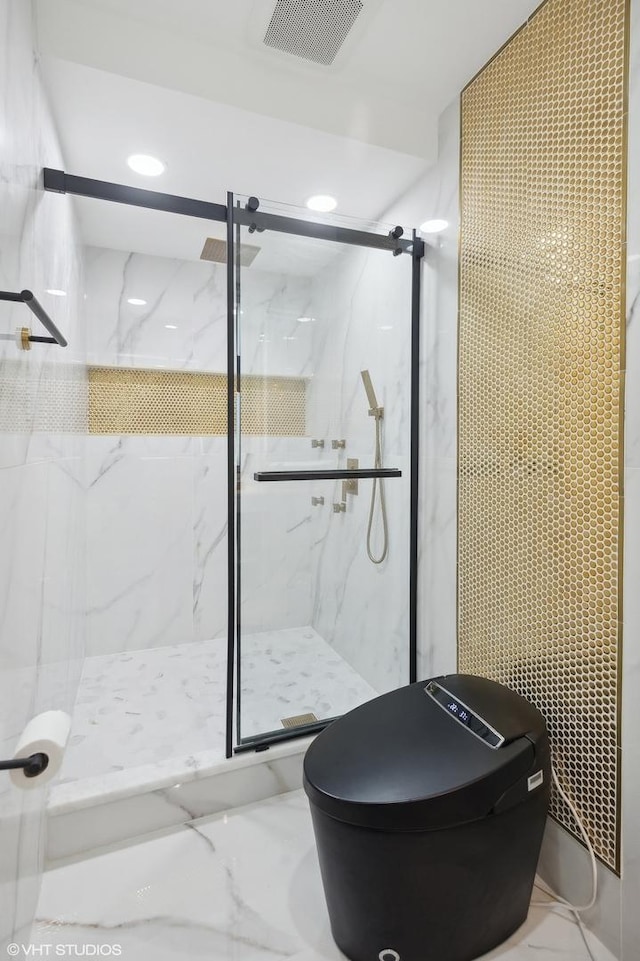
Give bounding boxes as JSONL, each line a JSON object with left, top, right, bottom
{"left": 127, "top": 297, "right": 147, "bottom": 306}
{"left": 46, "top": 288, "right": 66, "bottom": 297}
{"left": 127, "top": 154, "right": 165, "bottom": 177}
{"left": 420, "top": 219, "right": 449, "bottom": 234}
{"left": 283, "top": 335, "right": 297, "bottom": 341}
{"left": 306, "top": 195, "right": 337, "bottom": 213}
{"left": 164, "top": 324, "right": 177, "bottom": 330}
{"left": 297, "top": 316, "right": 315, "bottom": 323}
{"left": 379, "top": 325, "right": 394, "bottom": 331}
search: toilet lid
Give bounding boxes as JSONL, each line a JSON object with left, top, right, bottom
{"left": 303, "top": 675, "right": 546, "bottom": 831}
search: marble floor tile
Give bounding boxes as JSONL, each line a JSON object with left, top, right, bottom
{"left": 50, "top": 629, "right": 376, "bottom": 810}
{"left": 32, "top": 791, "right": 615, "bottom": 961}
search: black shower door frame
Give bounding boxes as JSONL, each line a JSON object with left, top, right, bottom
{"left": 42, "top": 170, "right": 423, "bottom": 759}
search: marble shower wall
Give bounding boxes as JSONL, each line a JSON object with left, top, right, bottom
{"left": 84, "top": 246, "right": 314, "bottom": 655}
{"left": 300, "top": 100, "right": 460, "bottom": 694}
{"left": 304, "top": 244, "right": 412, "bottom": 694}
{"left": 0, "top": 0, "right": 86, "bottom": 947}
{"left": 408, "top": 100, "right": 460, "bottom": 683}
{"left": 622, "top": 0, "right": 640, "bottom": 957}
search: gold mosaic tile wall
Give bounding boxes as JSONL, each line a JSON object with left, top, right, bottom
{"left": 459, "top": 0, "right": 627, "bottom": 870}
{"left": 89, "top": 367, "right": 306, "bottom": 436}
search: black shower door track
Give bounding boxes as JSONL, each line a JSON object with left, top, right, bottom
{"left": 43, "top": 169, "right": 423, "bottom": 758}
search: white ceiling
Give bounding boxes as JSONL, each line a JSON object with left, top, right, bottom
{"left": 40, "top": 56, "right": 428, "bottom": 271}
{"left": 36, "top": 0, "right": 541, "bottom": 269}
{"left": 37, "top": 0, "right": 542, "bottom": 157}
{"left": 40, "top": 57, "right": 427, "bottom": 218}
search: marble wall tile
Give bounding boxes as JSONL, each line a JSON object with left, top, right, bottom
{"left": 299, "top": 100, "right": 460, "bottom": 694}
{"left": 415, "top": 99, "right": 460, "bottom": 681}
{"left": 86, "top": 437, "right": 195, "bottom": 655}
{"left": 83, "top": 248, "right": 315, "bottom": 656}
{"left": 85, "top": 246, "right": 226, "bottom": 372}
{"left": 418, "top": 457, "right": 457, "bottom": 680}
{"left": 302, "top": 245, "right": 412, "bottom": 694}
{"left": 192, "top": 437, "right": 227, "bottom": 641}
{"left": 239, "top": 437, "right": 318, "bottom": 637}
{"left": 0, "top": 0, "right": 86, "bottom": 947}
{"left": 84, "top": 245, "right": 313, "bottom": 377}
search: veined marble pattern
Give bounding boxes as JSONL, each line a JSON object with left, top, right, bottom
{"left": 50, "top": 628, "right": 376, "bottom": 810}
{"left": 84, "top": 246, "right": 316, "bottom": 658}
{"left": 303, "top": 239, "right": 413, "bottom": 696}
{"left": 84, "top": 246, "right": 313, "bottom": 377}
{"left": 86, "top": 433, "right": 319, "bottom": 656}
{"left": 32, "top": 790, "right": 615, "bottom": 961}
{"left": 238, "top": 438, "right": 319, "bottom": 637}
{"left": 85, "top": 435, "right": 197, "bottom": 656}
{"left": 414, "top": 99, "right": 460, "bottom": 680}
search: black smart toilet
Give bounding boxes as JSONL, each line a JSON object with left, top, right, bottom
{"left": 303, "top": 674, "right": 550, "bottom": 961}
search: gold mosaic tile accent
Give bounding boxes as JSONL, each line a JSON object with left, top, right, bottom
{"left": 459, "top": 0, "right": 627, "bottom": 871}
{"left": 89, "top": 367, "right": 306, "bottom": 436}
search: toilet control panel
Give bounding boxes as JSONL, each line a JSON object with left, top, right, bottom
{"left": 425, "top": 681, "right": 506, "bottom": 749}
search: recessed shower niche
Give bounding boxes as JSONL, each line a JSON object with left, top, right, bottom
{"left": 43, "top": 172, "right": 422, "bottom": 805}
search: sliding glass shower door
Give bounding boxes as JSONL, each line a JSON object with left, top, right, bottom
{"left": 230, "top": 195, "right": 421, "bottom": 750}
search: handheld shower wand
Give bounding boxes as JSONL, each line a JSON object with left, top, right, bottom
{"left": 361, "top": 369, "right": 383, "bottom": 419}
{"left": 360, "top": 370, "right": 388, "bottom": 564}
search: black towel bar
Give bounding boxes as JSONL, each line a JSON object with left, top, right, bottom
{"left": 0, "top": 289, "right": 68, "bottom": 347}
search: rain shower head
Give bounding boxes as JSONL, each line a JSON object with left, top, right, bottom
{"left": 361, "top": 370, "right": 383, "bottom": 418}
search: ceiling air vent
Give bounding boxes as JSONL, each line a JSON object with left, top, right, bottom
{"left": 263, "top": 0, "right": 364, "bottom": 66}
{"left": 200, "top": 238, "right": 261, "bottom": 267}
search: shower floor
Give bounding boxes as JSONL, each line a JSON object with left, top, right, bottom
{"left": 50, "top": 627, "right": 376, "bottom": 809}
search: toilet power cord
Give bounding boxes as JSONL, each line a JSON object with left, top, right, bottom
{"left": 531, "top": 765, "right": 598, "bottom": 961}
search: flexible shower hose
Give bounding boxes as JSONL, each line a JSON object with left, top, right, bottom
{"left": 366, "top": 415, "right": 389, "bottom": 564}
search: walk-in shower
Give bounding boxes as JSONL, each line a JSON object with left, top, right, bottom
{"left": 40, "top": 171, "right": 422, "bottom": 805}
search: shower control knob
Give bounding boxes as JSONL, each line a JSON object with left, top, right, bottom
{"left": 331, "top": 439, "right": 346, "bottom": 449}
{"left": 311, "top": 439, "right": 325, "bottom": 449}
{"left": 333, "top": 502, "right": 346, "bottom": 513}
{"left": 312, "top": 496, "right": 325, "bottom": 507}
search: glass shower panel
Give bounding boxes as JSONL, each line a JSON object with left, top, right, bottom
{"left": 234, "top": 197, "right": 413, "bottom": 746}
{"left": 50, "top": 196, "right": 232, "bottom": 797}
